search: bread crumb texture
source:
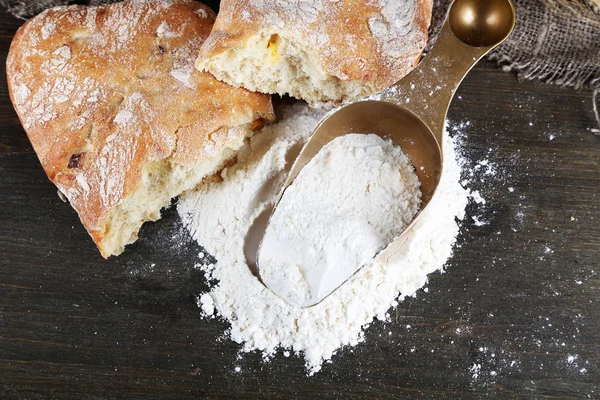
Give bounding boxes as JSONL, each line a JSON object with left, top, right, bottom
{"left": 6, "top": 0, "right": 274, "bottom": 257}
{"left": 196, "top": 0, "right": 433, "bottom": 105}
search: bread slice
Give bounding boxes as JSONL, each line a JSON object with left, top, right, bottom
{"left": 196, "top": 0, "right": 432, "bottom": 106}
{"left": 6, "top": 0, "right": 274, "bottom": 258}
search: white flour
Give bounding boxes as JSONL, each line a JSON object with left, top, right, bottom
{"left": 259, "top": 134, "right": 421, "bottom": 308}
{"left": 178, "top": 103, "right": 469, "bottom": 375}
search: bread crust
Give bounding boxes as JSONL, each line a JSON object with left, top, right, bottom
{"left": 7, "top": 0, "right": 274, "bottom": 257}
{"left": 196, "top": 0, "right": 433, "bottom": 98}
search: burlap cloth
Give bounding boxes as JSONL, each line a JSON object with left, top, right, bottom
{"left": 2, "top": 0, "right": 600, "bottom": 131}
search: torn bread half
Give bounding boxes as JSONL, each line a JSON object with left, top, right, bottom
{"left": 195, "top": 0, "right": 433, "bottom": 106}
{"left": 6, "top": 0, "right": 274, "bottom": 258}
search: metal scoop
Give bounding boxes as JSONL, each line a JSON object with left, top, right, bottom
{"left": 252, "top": 0, "right": 516, "bottom": 308}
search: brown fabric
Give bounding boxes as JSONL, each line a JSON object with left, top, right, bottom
{"left": 2, "top": 0, "right": 600, "bottom": 129}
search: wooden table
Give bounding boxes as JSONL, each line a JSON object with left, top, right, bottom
{"left": 1, "top": 6, "right": 599, "bottom": 400}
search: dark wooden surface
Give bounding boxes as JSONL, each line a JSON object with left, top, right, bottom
{"left": 1, "top": 5, "right": 599, "bottom": 399}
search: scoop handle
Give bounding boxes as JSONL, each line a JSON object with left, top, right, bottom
{"left": 384, "top": 0, "right": 516, "bottom": 147}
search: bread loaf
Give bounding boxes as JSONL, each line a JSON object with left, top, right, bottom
{"left": 6, "top": 0, "right": 274, "bottom": 257}
{"left": 196, "top": 0, "right": 432, "bottom": 106}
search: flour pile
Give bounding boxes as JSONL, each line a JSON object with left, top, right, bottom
{"left": 259, "top": 134, "right": 422, "bottom": 308}
{"left": 178, "top": 104, "right": 469, "bottom": 375}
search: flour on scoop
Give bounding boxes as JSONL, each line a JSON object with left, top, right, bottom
{"left": 259, "top": 134, "right": 421, "bottom": 308}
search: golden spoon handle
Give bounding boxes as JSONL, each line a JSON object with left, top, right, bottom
{"left": 382, "top": 0, "right": 516, "bottom": 147}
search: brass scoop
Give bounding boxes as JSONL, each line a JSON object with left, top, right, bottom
{"left": 252, "top": 0, "right": 516, "bottom": 308}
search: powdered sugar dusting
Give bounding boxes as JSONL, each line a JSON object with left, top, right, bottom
{"left": 157, "top": 21, "right": 180, "bottom": 38}
{"left": 195, "top": 7, "right": 210, "bottom": 18}
{"left": 45, "top": 45, "right": 71, "bottom": 72}
{"left": 85, "top": 8, "right": 97, "bottom": 31}
{"left": 368, "top": 0, "right": 422, "bottom": 66}
{"left": 41, "top": 22, "right": 56, "bottom": 39}
{"left": 113, "top": 110, "right": 134, "bottom": 126}
{"left": 12, "top": 84, "right": 31, "bottom": 106}
{"left": 170, "top": 67, "right": 197, "bottom": 89}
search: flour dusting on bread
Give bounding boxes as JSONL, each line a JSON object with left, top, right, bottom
{"left": 7, "top": 0, "right": 274, "bottom": 258}
{"left": 196, "top": 0, "right": 432, "bottom": 105}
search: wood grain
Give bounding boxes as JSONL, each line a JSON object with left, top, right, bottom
{"left": 0, "top": 4, "right": 599, "bottom": 400}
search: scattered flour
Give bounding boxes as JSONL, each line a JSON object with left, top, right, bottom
{"left": 41, "top": 22, "right": 56, "bottom": 40}
{"left": 178, "top": 103, "right": 470, "bottom": 375}
{"left": 259, "top": 134, "right": 421, "bottom": 308}
{"left": 170, "top": 67, "right": 196, "bottom": 89}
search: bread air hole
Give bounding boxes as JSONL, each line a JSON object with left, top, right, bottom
{"left": 250, "top": 118, "right": 265, "bottom": 131}
{"left": 267, "top": 34, "right": 280, "bottom": 60}
{"left": 68, "top": 152, "right": 84, "bottom": 169}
